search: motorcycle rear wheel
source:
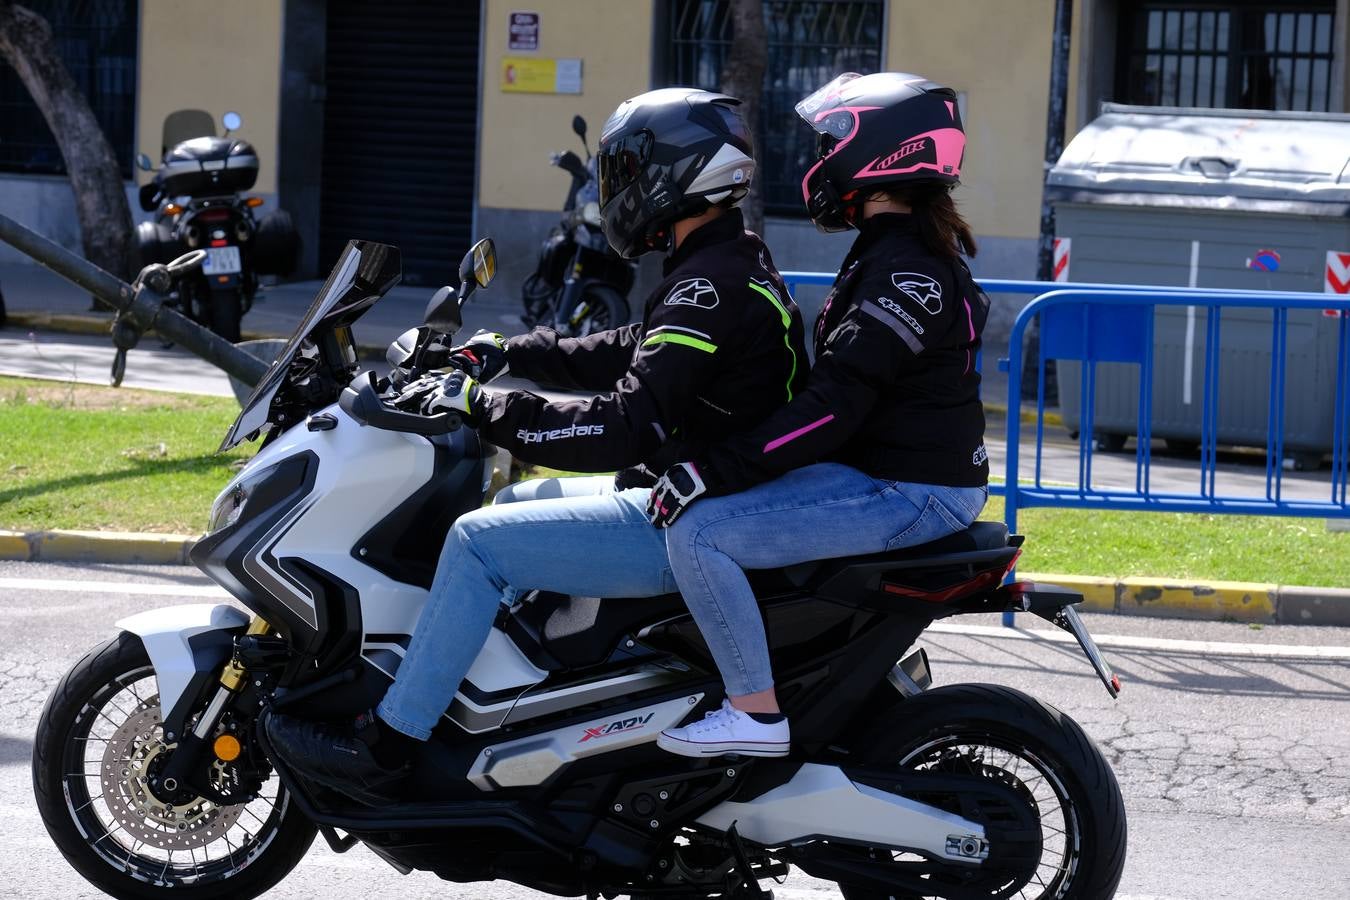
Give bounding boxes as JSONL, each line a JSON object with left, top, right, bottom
{"left": 32, "top": 631, "right": 316, "bottom": 899}
{"left": 567, "top": 283, "right": 629, "bottom": 336}
{"left": 837, "top": 684, "right": 1126, "bottom": 900}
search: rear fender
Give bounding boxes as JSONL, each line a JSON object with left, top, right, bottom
{"left": 115, "top": 604, "right": 249, "bottom": 739}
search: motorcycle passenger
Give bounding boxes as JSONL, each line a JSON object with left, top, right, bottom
{"left": 265, "top": 88, "right": 808, "bottom": 803}
{"left": 646, "top": 73, "right": 991, "bottom": 758}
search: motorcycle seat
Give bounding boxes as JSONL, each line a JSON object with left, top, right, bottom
{"left": 516, "top": 522, "right": 1014, "bottom": 671}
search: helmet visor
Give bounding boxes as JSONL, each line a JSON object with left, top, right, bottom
{"left": 794, "top": 72, "right": 863, "bottom": 129}
{"left": 597, "top": 130, "right": 653, "bottom": 209}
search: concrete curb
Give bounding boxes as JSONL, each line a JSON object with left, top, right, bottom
{"left": 1018, "top": 571, "right": 1350, "bottom": 626}
{"left": 0, "top": 529, "right": 197, "bottom": 565}
{"left": 2, "top": 527, "right": 1346, "bottom": 626}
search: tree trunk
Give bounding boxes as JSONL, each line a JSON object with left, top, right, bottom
{"left": 720, "top": 0, "right": 768, "bottom": 236}
{"left": 0, "top": 1, "right": 133, "bottom": 299}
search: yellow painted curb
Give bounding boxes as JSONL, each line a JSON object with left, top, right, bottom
{"left": 0, "top": 530, "right": 33, "bottom": 561}
{"left": 32, "top": 530, "right": 197, "bottom": 565}
{"left": 1118, "top": 576, "right": 1277, "bottom": 623}
{"left": 1020, "top": 572, "right": 1116, "bottom": 613}
{"left": 9, "top": 310, "right": 113, "bottom": 337}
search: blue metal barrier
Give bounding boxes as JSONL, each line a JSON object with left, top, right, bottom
{"left": 781, "top": 271, "right": 1350, "bottom": 624}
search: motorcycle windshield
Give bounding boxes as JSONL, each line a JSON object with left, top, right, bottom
{"left": 219, "top": 240, "right": 402, "bottom": 451}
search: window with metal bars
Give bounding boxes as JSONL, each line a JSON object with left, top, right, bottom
{"left": 0, "top": 0, "right": 138, "bottom": 177}
{"left": 660, "top": 0, "right": 885, "bottom": 215}
{"left": 1117, "top": 2, "right": 1337, "bottom": 112}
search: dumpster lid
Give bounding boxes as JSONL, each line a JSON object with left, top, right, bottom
{"left": 1048, "top": 104, "right": 1350, "bottom": 214}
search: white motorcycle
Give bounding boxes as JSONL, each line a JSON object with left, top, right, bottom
{"left": 33, "top": 239, "right": 1127, "bottom": 900}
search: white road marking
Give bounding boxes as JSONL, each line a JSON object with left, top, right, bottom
{"left": 0, "top": 576, "right": 227, "bottom": 598}
{"left": 7, "top": 577, "right": 1346, "bottom": 661}
{"left": 927, "top": 621, "right": 1350, "bottom": 660}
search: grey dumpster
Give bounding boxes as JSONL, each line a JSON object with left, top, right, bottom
{"left": 1046, "top": 104, "right": 1350, "bottom": 467}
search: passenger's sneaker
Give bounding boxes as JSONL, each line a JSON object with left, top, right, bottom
{"left": 656, "top": 700, "right": 790, "bottom": 757}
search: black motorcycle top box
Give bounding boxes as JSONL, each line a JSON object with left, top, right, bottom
{"left": 159, "top": 136, "right": 259, "bottom": 197}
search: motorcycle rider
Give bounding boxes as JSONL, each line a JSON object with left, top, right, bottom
{"left": 266, "top": 88, "right": 808, "bottom": 803}
{"left": 646, "top": 73, "right": 991, "bottom": 757}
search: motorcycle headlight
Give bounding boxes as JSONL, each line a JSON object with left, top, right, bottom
{"left": 207, "top": 463, "right": 277, "bottom": 533}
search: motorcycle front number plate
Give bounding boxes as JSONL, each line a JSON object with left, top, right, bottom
{"left": 202, "top": 246, "right": 242, "bottom": 275}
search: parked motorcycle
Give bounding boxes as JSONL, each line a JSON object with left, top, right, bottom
{"left": 134, "top": 109, "right": 299, "bottom": 342}
{"left": 33, "top": 239, "right": 1127, "bottom": 900}
{"left": 521, "top": 114, "right": 636, "bottom": 336}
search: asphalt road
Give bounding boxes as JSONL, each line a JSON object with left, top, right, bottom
{"left": 1, "top": 560, "right": 1347, "bottom": 899}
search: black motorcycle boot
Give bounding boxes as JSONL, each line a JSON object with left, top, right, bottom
{"left": 263, "top": 710, "right": 414, "bottom": 806}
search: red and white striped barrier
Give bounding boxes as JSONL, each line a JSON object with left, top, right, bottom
{"left": 1053, "top": 237, "right": 1070, "bottom": 283}
{"left": 1326, "top": 250, "right": 1349, "bottom": 317}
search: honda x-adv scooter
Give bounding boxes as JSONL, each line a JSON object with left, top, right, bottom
{"left": 134, "top": 109, "right": 300, "bottom": 342}
{"left": 33, "top": 238, "right": 1127, "bottom": 900}
{"left": 520, "top": 114, "right": 636, "bottom": 336}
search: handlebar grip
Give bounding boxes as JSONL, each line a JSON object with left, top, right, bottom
{"left": 338, "top": 372, "right": 462, "bottom": 436}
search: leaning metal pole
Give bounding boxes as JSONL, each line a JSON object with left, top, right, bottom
{"left": 0, "top": 211, "right": 268, "bottom": 386}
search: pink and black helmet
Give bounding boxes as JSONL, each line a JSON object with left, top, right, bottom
{"left": 796, "top": 72, "right": 965, "bottom": 232}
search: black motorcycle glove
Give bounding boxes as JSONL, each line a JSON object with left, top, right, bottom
{"left": 395, "top": 370, "right": 484, "bottom": 424}
{"left": 614, "top": 464, "right": 659, "bottom": 491}
{"left": 448, "top": 331, "right": 509, "bottom": 383}
{"left": 648, "top": 462, "right": 722, "bottom": 528}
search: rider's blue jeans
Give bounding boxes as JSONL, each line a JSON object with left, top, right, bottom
{"left": 377, "top": 476, "right": 673, "bottom": 740}
{"left": 664, "top": 462, "right": 988, "bottom": 697}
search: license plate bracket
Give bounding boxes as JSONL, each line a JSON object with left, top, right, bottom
{"left": 1054, "top": 605, "right": 1121, "bottom": 698}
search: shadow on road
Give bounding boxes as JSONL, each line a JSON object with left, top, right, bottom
{"left": 0, "top": 734, "right": 33, "bottom": 766}
{"left": 929, "top": 634, "right": 1350, "bottom": 702}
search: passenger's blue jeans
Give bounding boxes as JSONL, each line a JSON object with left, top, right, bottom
{"left": 665, "top": 462, "right": 987, "bottom": 697}
{"left": 377, "top": 476, "right": 675, "bottom": 739}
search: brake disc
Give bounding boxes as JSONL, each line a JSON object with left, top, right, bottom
{"left": 99, "top": 698, "right": 243, "bottom": 851}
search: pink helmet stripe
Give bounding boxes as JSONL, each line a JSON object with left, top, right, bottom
{"left": 853, "top": 127, "right": 965, "bottom": 181}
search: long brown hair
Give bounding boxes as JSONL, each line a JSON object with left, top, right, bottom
{"left": 886, "top": 182, "right": 978, "bottom": 261}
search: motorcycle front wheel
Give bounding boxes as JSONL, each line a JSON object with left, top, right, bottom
{"left": 838, "top": 684, "right": 1126, "bottom": 900}
{"left": 32, "top": 631, "right": 316, "bottom": 900}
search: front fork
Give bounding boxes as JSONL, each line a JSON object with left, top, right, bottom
{"left": 155, "top": 616, "right": 272, "bottom": 800}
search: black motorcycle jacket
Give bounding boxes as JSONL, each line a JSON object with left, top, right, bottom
{"left": 476, "top": 208, "right": 808, "bottom": 473}
{"left": 697, "top": 213, "right": 990, "bottom": 491}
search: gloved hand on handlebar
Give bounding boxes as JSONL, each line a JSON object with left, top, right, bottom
{"left": 395, "top": 370, "right": 484, "bottom": 424}
{"left": 448, "top": 331, "right": 509, "bottom": 383}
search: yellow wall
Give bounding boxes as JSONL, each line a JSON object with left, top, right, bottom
{"left": 136, "top": 0, "right": 283, "bottom": 194}
{"left": 887, "top": 0, "right": 1083, "bottom": 240}
{"left": 479, "top": 0, "right": 655, "bottom": 211}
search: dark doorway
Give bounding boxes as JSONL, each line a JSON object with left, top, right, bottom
{"left": 319, "top": 1, "right": 480, "bottom": 285}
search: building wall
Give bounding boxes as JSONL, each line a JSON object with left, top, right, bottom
{"left": 478, "top": 0, "right": 656, "bottom": 213}
{"left": 477, "top": 0, "right": 660, "bottom": 305}
{"left": 136, "top": 0, "right": 284, "bottom": 196}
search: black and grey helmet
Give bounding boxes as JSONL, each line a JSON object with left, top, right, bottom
{"left": 596, "top": 88, "right": 755, "bottom": 259}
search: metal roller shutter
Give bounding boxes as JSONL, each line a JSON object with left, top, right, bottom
{"left": 319, "top": 1, "right": 480, "bottom": 285}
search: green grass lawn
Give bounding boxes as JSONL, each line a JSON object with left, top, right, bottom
{"left": 2, "top": 377, "right": 1346, "bottom": 586}
{"left": 0, "top": 377, "right": 249, "bottom": 534}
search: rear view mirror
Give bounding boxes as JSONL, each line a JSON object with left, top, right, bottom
{"left": 458, "top": 238, "right": 497, "bottom": 295}
{"left": 572, "top": 115, "right": 587, "bottom": 140}
{"left": 135, "top": 153, "right": 154, "bottom": 172}
{"left": 222, "top": 111, "right": 243, "bottom": 133}
{"left": 424, "top": 286, "right": 463, "bottom": 335}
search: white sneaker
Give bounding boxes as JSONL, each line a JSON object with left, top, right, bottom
{"left": 656, "top": 700, "right": 790, "bottom": 758}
